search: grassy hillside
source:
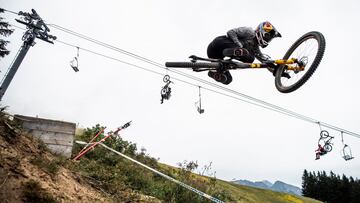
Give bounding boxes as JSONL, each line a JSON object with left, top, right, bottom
{"left": 215, "top": 179, "right": 322, "bottom": 203}
{"left": 159, "top": 163, "right": 321, "bottom": 203}
{"left": 0, "top": 114, "right": 160, "bottom": 203}
{"left": 72, "top": 124, "right": 322, "bottom": 203}
{"left": 0, "top": 114, "right": 322, "bottom": 202}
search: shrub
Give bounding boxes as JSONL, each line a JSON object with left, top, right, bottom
{"left": 72, "top": 125, "right": 233, "bottom": 202}
{"left": 22, "top": 180, "right": 59, "bottom": 203}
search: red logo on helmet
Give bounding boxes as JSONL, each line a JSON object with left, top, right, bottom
{"left": 263, "top": 22, "right": 273, "bottom": 32}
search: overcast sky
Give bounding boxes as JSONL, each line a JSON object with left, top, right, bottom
{"left": 1, "top": 0, "right": 360, "bottom": 187}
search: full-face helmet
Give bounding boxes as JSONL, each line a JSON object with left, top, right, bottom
{"left": 255, "top": 21, "right": 282, "bottom": 48}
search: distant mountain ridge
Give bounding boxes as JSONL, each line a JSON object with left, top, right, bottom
{"left": 232, "top": 179, "right": 302, "bottom": 196}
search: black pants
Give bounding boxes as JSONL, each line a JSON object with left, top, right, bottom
{"left": 207, "top": 35, "right": 255, "bottom": 63}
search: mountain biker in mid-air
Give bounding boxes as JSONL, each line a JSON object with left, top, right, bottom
{"left": 207, "top": 21, "right": 287, "bottom": 85}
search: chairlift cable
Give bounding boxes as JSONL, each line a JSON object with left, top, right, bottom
{"left": 54, "top": 38, "right": 318, "bottom": 119}
{"left": 7, "top": 20, "right": 360, "bottom": 139}
{"left": 47, "top": 24, "right": 326, "bottom": 119}
{"left": 4, "top": 10, "right": 360, "bottom": 139}
{"left": 50, "top": 36, "right": 360, "bottom": 138}
{"left": 7, "top": 23, "right": 25, "bottom": 31}
{"left": 317, "top": 122, "right": 322, "bottom": 131}
{"left": 198, "top": 86, "right": 203, "bottom": 113}
{"left": 75, "top": 141, "right": 225, "bottom": 203}
{"left": 0, "top": 8, "right": 18, "bottom": 15}
{"left": 198, "top": 86, "right": 201, "bottom": 102}
{"left": 76, "top": 46, "right": 79, "bottom": 57}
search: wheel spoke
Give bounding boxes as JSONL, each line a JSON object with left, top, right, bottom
{"left": 280, "top": 38, "right": 318, "bottom": 87}
{"left": 275, "top": 32, "right": 325, "bottom": 93}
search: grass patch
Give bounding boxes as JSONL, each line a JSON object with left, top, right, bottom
{"left": 37, "top": 140, "right": 48, "bottom": 153}
{"left": 30, "top": 157, "right": 64, "bottom": 176}
{"left": 22, "top": 180, "right": 59, "bottom": 203}
{"left": 71, "top": 125, "right": 233, "bottom": 203}
{"left": 71, "top": 125, "right": 322, "bottom": 203}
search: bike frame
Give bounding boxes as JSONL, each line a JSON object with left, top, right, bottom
{"left": 324, "top": 136, "right": 334, "bottom": 145}
{"left": 176, "top": 55, "right": 305, "bottom": 72}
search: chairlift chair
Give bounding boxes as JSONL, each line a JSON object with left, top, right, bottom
{"left": 70, "top": 57, "right": 79, "bottom": 72}
{"left": 340, "top": 132, "right": 354, "bottom": 161}
{"left": 196, "top": 86, "right": 205, "bottom": 114}
{"left": 70, "top": 47, "right": 79, "bottom": 72}
{"left": 197, "top": 106, "right": 205, "bottom": 114}
{"left": 342, "top": 144, "right": 354, "bottom": 161}
{"left": 160, "top": 75, "right": 173, "bottom": 104}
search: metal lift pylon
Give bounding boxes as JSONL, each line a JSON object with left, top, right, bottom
{"left": 0, "top": 9, "right": 56, "bottom": 100}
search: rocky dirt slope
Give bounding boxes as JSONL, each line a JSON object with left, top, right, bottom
{"left": 0, "top": 113, "right": 160, "bottom": 203}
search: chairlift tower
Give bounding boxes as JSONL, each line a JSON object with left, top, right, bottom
{"left": 0, "top": 9, "right": 56, "bottom": 101}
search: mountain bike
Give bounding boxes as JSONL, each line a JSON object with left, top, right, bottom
{"left": 165, "top": 31, "right": 325, "bottom": 93}
{"left": 319, "top": 130, "right": 334, "bottom": 152}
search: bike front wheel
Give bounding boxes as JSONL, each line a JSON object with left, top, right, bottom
{"left": 275, "top": 31, "right": 326, "bottom": 93}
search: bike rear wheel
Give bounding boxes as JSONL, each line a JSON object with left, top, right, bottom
{"left": 165, "top": 62, "right": 221, "bottom": 69}
{"left": 275, "top": 31, "right": 326, "bottom": 93}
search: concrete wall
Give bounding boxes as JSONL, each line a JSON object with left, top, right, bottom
{"left": 15, "top": 114, "right": 75, "bottom": 158}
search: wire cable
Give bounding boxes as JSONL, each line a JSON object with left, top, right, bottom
{"left": 48, "top": 24, "right": 360, "bottom": 138}
{"left": 6, "top": 17, "right": 327, "bottom": 127}
{"left": 54, "top": 39, "right": 326, "bottom": 123}
{"left": 4, "top": 10, "right": 360, "bottom": 138}
{"left": 75, "top": 140, "right": 225, "bottom": 203}
{"left": 6, "top": 16, "right": 343, "bottom": 128}
{"left": 0, "top": 8, "right": 18, "bottom": 15}
{"left": 48, "top": 24, "right": 319, "bottom": 118}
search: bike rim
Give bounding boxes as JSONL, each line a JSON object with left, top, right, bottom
{"left": 324, "top": 144, "right": 332, "bottom": 152}
{"left": 279, "top": 36, "right": 319, "bottom": 88}
{"left": 320, "top": 130, "right": 330, "bottom": 138}
{"left": 163, "top": 75, "right": 170, "bottom": 83}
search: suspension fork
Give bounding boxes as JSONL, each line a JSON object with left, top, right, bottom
{"left": 247, "top": 58, "right": 305, "bottom": 71}
{"left": 274, "top": 58, "right": 305, "bottom": 71}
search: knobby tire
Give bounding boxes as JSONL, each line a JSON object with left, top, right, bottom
{"left": 275, "top": 31, "right": 326, "bottom": 93}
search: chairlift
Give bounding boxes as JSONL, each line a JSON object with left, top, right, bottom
{"left": 318, "top": 130, "right": 334, "bottom": 151}
{"left": 341, "top": 132, "right": 354, "bottom": 161}
{"left": 342, "top": 144, "right": 354, "bottom": 161}
{"left": 160, "top": 74, "right": 173, "bottom": 104}
{"left": 70, "top": 47, "right": 79, "bottom": 72}
{"left": 195, "top": 86, "right": 204, "bottom": 114}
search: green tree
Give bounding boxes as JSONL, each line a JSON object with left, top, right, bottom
{"left": 339, "top": 174, "right": 351, "bottom": 203}
{"left": 302, "top": 170, "right": 318, "bottom": 198}
{"left": 302, "top": 170, "right": 359, "bottom": 203}
{"left": 0, "top": 8, "right": 14, "bottom": 58}
{"left": 301, "top": 169, "right": 309, "bottom": 196}
{"left": 350, "top": 178, "right": 360, "bottom": 203}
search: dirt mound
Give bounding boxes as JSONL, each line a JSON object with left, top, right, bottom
{"left": 0, "top": 113, "right": 160, "bottom": 203}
